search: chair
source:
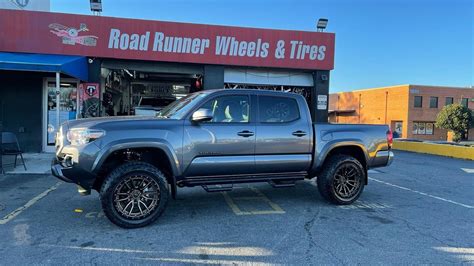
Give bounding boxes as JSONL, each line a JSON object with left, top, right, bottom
{"left": 1, "top": 132, "right": 27, "bottom": 172}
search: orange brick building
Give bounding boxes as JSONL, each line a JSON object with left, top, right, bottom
{"left": 329, "top": 85, "right": 474, "bottom": 141}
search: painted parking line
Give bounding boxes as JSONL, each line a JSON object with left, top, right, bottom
{"left": 0, "top": 182, "right": 62, "bottom": 225}
{"left": 369, "top": 177, "right": 473, "bottom": 209}
{"left": 338, "top": 201, "right": 392, "bottom": 210}
{"left": 222, "top": 187, "right": 285, "bottom": 215}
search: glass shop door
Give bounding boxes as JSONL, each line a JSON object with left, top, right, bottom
{"left": 43, "top": 79, "right": 79, "bottom": 152}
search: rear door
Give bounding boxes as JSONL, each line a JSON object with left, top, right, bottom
{"left": 255, "top": 94, "right": 312, "bottom": 173}
{"left": 183, "top": 93, "right": 256, "bottom": 177}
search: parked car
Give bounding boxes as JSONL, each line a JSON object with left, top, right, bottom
{"left": 52, "top": 89, "right": 394, "bottom": 228}
{"left": 133, "top": 96, "right": 176, "bottom": 116}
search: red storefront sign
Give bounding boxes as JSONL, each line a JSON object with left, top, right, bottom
{"left": 0, "top": 10, "right": 335, "bottom": 70}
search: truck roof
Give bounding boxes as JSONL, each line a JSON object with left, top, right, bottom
{"left": 205, "top": 88, "right": 303, "bottom": 97}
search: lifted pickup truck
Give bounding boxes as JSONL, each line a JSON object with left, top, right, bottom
{"left": 52, "top": 89, "right": 393, "bottom": 228}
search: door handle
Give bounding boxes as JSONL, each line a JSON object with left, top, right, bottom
{"left": 237, "top": 130, "right": 254, "bottom": 137}
{"left": 292, "top": 130, "right": 307, "bottom": 137}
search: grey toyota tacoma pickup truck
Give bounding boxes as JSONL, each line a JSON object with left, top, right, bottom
{"left": 52, "top": 89, "right": 394, "bottom": 228}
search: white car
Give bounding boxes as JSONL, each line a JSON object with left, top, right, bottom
{"left": 134, "top": 96, "right": 176, "bottom": 116}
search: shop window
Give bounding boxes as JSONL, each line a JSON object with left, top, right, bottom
{"left": 461, "top": 98, "right": 469, "bottom": 108}
{"left": 392, "top": 121, "right": 403, "bottom": 138}
{"left": 414, "top": 96, "right": 423, "bottom": 108}
{"left": 258, "top": 96, "right": 300, "bottom": 123}
{"left": 413, "top": 122, "right": 434, "bottom": 135}
{"left": 445, "top": 97, "right": 454, "bottom": 106}
{"left": 429, "top": 97, "right": 438, "bottom": 108}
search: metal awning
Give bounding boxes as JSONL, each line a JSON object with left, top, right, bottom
{"left": 0, "top": 52, "right": 88, "bottom": 81}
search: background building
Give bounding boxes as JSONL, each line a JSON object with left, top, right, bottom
{"left": 0, "top": 9, "right": 334, "bottom": 152}
{"left": 329, "top": 84, "right": 474, "bottom": 141}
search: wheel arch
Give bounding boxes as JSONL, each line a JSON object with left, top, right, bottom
{"left": 314, "top": 143, "right": 368, "bottom": 184}
{"left": 92, "top": 141, "right": 179, "bottom": 197}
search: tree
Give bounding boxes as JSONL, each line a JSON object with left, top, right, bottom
{"left": 435, "top": 103, "right": 473, "bottom": 142}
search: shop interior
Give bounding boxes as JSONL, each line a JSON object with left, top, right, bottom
{"left": 96, "top": 68, "right": 203, "bottom": 117}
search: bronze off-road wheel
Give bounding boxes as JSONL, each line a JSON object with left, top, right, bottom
{"left": 317, "top": 155, "right": 365, "bottom": 205}
{"left": 100, "top": 162, "right": 169, "bottom": 228}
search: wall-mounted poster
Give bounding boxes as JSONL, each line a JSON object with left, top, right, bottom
{"left": 418, "top": 122, "right": 426, "bottom": 134}
{"left": 412, "top": 123, "right": 418, "bottom": 134}
{"left": 79, "top": 83, "right": 100, "bottom": 118}
{"left": 394, "top": 121, "right": 403, "bottom": 138}
{"left": 425, "top": 123, "right": 434, "bottom": 135}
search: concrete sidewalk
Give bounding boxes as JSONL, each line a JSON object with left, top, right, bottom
{"left": 1, "top": 153, "right": 53, "bottom": 174}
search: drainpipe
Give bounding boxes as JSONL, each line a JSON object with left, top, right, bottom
{"left": 358, "top": 93, "right": 361, "bottom": 123}
{"left": 56, "top": 72, "right": 60, "bottom": 138}
{"left": 385, "top": 91, "right": 388, "bottom": 124}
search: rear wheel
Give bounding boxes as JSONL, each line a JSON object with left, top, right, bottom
{"left": 317, "top": 155, "right": 365, "bottom": 205}
{"left": 100, "top": 162, "right": 169, "bottom": 228}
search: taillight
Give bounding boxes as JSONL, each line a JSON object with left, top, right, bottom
{"left": 386, "top": 130, "right": 393, "bottom": 149}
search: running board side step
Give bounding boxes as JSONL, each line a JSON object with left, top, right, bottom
{"left": 202, "top": 184, "right": 233, "bottom": 192}
{"left": 268, "top": 180, "right": 297, "bottom": 188}
{"left": 180, "top": 172, "right": 307, "bottom": 187}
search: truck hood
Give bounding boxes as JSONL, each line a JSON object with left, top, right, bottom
{"left": 65, "top": 116, "right": 168, "bottom": 129}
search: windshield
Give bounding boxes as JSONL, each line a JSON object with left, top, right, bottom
{"left": 159, "top": 92, "right": 210, "bottom": 119}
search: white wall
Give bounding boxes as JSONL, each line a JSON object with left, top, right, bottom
{"left": 224, "top": 68, "right": 313, "bottom": 87}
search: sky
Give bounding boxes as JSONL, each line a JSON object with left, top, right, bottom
{"left": 51, "top": 0, "right": 473, "bottom": 92}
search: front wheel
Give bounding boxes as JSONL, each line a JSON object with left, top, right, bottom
{"left": 317, "top": 155, "right": 365, "bottom": 205}
{"left": 100, "top": 162, "right": 169, "bottom": 228}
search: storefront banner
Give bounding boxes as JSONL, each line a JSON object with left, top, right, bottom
{"left": 0, "top": 10, "right": 335, "bottom": 70}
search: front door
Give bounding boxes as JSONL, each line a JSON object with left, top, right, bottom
{"left": 255, "top": 95, "right": 312, "bottom": 173}
{"left": 43, "top": 79, "right": 79, "bottom": 152}
{"left": 183, "top": 94, "right": 256, "bottom": 177}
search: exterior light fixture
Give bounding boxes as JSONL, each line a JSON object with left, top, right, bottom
{"left": 317, "top": 18, "right": 328, "bottom": 32}
{"left": 90, "top": 0, "right": 102, "bottom": 15}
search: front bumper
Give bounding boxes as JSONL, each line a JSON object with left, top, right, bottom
{"left": 51, "top": 158, "right": 98, "bottom": 189}
{"left": 51, "top": 160, "right": 73, "bottom": 183}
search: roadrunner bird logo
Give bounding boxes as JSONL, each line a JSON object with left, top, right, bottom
{"left": 49, "top": 23, "right": 98, "bottom": 46}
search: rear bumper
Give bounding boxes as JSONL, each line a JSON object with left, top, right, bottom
{"left": 387, "top": 150, "right": 394, "bottom": 166}
{"left": 371, "top": 150, "right": 394, "bottom": 168}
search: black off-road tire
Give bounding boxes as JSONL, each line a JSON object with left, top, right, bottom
{"left": 100, "top": 162, "right": 170, "bottom": 228}
{"left": 317, "top": 155, "right": 365, "bottom": 205}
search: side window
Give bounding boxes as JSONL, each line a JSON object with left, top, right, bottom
{"left": 429, "top": 97, "right": 438, "bottom": 108}
{"left": 414, "top": 96, "right": 423, "bottom": 108}
{"left": 199, "top": 95, "right": 249, "bottom": 123}
{"left": 259, "top": 96, "right": 300, "bottom": 123}
{"left": 445, "top": 97, "right": 454, "bottom": 106}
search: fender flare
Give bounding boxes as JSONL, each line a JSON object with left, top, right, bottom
{"left": 91, "top": 139, "right": 181, "bottom": 178}
{"left": 314, "top": 140, "right": 369, "bottom": 172}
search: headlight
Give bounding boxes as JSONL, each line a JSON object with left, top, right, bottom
{"left": 67, "top": 128, "right": 105, "bottom": 146}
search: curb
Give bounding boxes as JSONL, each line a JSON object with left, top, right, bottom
{"left": 393, "top": 141, "right": 474, "bottom": 160}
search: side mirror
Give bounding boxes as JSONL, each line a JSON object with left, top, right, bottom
{"left": 192, "top": 108, "right": 213, "bottom": 122}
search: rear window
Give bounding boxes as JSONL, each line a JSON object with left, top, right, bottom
{"left": 258, "top": 96, "right": 300, "bottom": 123}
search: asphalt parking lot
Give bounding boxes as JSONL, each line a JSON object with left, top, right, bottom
{"left": 0, "top": 151, "right": 473, "bottom": 264}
